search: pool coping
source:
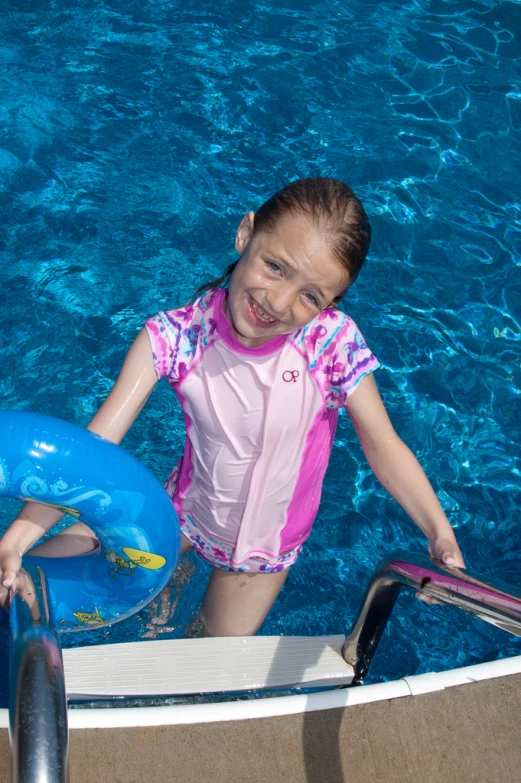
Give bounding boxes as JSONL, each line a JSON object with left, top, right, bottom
{"left": 1, "top": 653, "right": 521, "bottom": 729}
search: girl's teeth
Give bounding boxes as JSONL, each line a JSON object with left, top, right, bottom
{"left": 252, "top": 300, "right": 275, "bottom": 322}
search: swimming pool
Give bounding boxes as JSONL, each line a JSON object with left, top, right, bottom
{"left": 0, "top": 0, "right": 520, "bottom": 701}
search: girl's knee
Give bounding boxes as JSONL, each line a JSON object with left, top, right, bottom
{"left": 200, "top": 567, "right": 289, "bottom": 637}
{"left": 183, "top": 610, "right": 258, "bottom": 638}
{"left": 201, "top": 608, "right": 259, "bottom": 638}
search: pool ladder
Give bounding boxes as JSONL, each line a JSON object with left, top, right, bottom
{"left": 9, "top": 564, "right": 68, "bottom": 783}
{"left": 8, "top": 552, "right": 521, "bottom": 782}
{"left": 342, "top": 551, "right": 521, "bottom": 684}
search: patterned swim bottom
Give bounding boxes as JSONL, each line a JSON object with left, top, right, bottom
{"left": 179, "top": 512, "right": 302, "bottom": 574}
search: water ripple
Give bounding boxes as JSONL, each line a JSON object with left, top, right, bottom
{"left": 0, "top": 0, "right": 520, "bottom": 690}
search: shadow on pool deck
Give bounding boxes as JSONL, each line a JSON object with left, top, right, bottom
{"left": 1, "top": 673, "right": 520, "bottom": 782}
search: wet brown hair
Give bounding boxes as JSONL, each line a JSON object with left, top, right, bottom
{"left": 191, "top": 177, "right": 371, "bottom": 305}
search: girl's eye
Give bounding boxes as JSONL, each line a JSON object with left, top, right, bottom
{"left": 265, "top": 260, "right": 282, "bottom": 274}
{"left": 304, "top": 292, "right": 320, "bottom": 307}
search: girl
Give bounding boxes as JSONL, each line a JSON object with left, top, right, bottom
{"left": 0, "top": 177, "right": 464, "bottom": 635}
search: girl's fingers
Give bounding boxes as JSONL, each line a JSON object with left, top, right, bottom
{"left": 428, "top": 538, "right": 466, "bottom": 569}
{"left": 0, "top": 551, "right": 23, "bottom": 611}
{"left": 0, "top": 554, "right": 22, "bottom": 589}
{"left": 2, "top": 571, "right": 17, "bottom": 589}
{"left": 440, "top": 551, "right": 456, "bottom": 567}
{"left": 439, "top": 550, "right": 466, "bottom": 569}
{"left": 416, "top": 590, "right": 442, "bottom": 605}
{"left": 0, "top": 586, "right": 9, "bottom": 611}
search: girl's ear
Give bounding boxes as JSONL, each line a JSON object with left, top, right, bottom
{"left": 235, "top": 211, "right": 255, "bottom": 254}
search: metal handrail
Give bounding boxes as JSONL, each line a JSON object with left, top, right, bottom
{"left": 9, "top": 564, "right": 69, "bottom": 783}
{"left": 342, "top": 551, "right": 521, "bottom": 685}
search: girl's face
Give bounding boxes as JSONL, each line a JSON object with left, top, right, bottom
{"left": 225, "top": 212, "right": 350, "bottom": 347}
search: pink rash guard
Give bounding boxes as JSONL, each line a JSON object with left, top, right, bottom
{"left": 145, "top": 287, "right": 379, "bottom": 572}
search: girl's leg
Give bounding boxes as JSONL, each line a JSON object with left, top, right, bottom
{"left": 201, "top": 567, "right": 290, "bottom": 637}
{"left": 180, "top": 534, "right": 194, "bottom": 555}
{"left": 144, "top": 534, "right": 194, "bottom": 635}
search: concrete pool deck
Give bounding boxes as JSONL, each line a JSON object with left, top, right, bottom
{"left": 1, "top": 672, "right": 520, "bottom": 782}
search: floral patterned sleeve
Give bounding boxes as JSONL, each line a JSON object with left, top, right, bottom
{"left": 145, "top": 311, "right": 182, "bottom": 382}
{"left": 332, "top": 318, "right": 380, "bottom": 406}
{"left": 301, "top": 309, "right": 380, "bottom": 409}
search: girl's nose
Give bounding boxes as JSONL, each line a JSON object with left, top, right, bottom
{"left": 265, "top": 286, "right": 294, "bottom": 316}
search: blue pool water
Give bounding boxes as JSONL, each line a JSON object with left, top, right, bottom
{"left": 0, "top": 0, "right": 520, "bottom": 698}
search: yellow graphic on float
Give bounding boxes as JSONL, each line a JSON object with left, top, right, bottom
{"left": 20, "top": 497, "right": 82, "bottom": 519}
{"left": 20, "top": 499, "right": 167, "bottom": 576}
{"left": 122, "top": 548, "right": 166, "bottom": 570}
{"left": 104, "top": 547, "right": 166, "bottom": 578}
{"left": 61, "top": 606, "right": 107, "bottom": 628}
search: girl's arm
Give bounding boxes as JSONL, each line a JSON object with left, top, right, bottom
{"left": 344, "top": 374, "right": 465, "bottom": 575}
{"left": 0, "top": 328, "right": 158, "bottom": 588}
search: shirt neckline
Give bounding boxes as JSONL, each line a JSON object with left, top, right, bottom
{"left": 213, "top": 288, "right": 288, "bottom": 357}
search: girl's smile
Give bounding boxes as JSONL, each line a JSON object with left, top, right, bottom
{"left": 245, "top": 294, "right": 280, "bottom": 328}
{"left": 224, "top": 213, "right": 350, "bottom": 347}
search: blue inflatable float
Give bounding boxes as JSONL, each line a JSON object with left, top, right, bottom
{"left": 0, "top": 411, "right": 181, "bottom": 631}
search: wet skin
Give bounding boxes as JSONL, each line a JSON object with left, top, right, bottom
{"left": 224, "top": 212, "right": 350, "bottom": 347}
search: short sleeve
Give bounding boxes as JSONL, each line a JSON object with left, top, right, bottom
{"left": 145, "top": 311, "right": 181, "bottom": 382}
{"left": 331, "top": 318, "right": 379, "bottom": 406}
{"left": 303, "top": 310, "right": 379, "bottom": 409}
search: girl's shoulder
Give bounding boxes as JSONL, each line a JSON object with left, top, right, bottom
{"left": 291, "top": 308, "right": 379, "bottom": 407}
{"left": 148, "top": 288, "right": 221, "bottom": 338}
{"left": 145, "top": 289, "right": 221, "bottom": 383}
{"left": 157, "top": 287, "right": 219, "bottom": 326}
{"left": 291, "top": 307, "right": 364, "bottom": 356}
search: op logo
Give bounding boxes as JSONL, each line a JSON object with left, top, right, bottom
{"left": 282, "top": 370, "right": 299, "bottom": 383}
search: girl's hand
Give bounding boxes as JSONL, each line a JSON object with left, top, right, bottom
{"left": 0, "top": 545, "right": 22, "bottom": 610}
{"left": 428, "top": 535, "right": 465, "bottom": 569}
{"left": 416, "top": 535, "right": 466, "bottom": 605}
{"left": 0, "top": 560, "right": 40, "bottom": 620}
{"left": 0, "top": 547, "right": 23, "bottom": 599}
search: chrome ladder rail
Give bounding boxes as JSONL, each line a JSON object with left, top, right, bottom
{"left": 9, "top": 564, "right": 69, "bottom": 783}
{"left": 343, "top": 550, "right": 521, "bottom": 685}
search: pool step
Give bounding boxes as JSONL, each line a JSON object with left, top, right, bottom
{"left": 63, "top": 635, "right": 353, "bottom": 698}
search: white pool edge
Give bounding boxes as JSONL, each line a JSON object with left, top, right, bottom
{"left": 2, "top": 654, "right": 521, "bottom": 730}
